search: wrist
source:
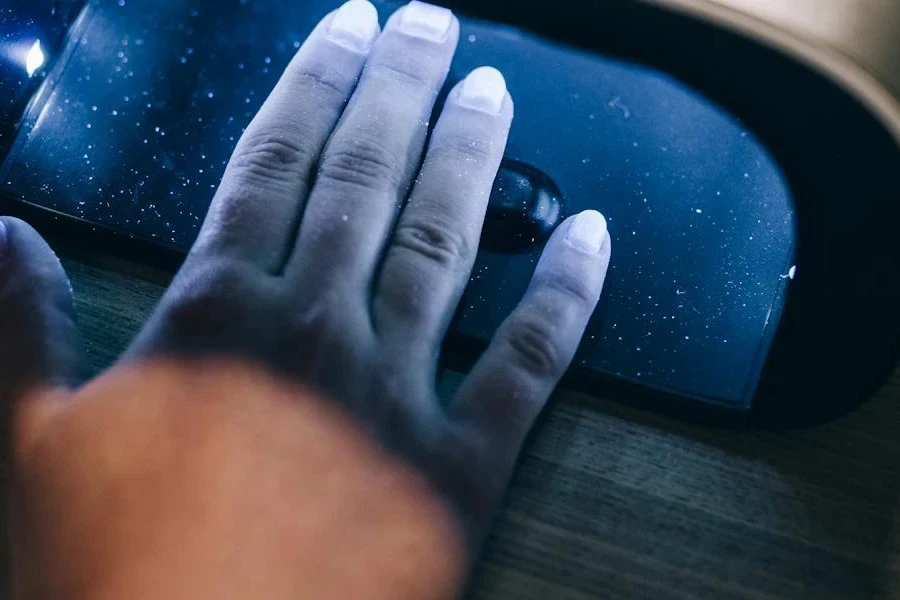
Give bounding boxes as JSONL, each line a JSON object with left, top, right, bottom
{"left": 12, "top": 360, "right": 467, "bottom": 600}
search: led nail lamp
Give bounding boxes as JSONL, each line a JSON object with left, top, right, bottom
{"left": 2, "top": 0, "right": 898, "bottom": 426}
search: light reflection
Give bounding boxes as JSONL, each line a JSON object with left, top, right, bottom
{"left": 26, "top": 40, "right": 45, "bottom": 77}
{"left": 533, "top": 189, "right": 561, "bottom": 226}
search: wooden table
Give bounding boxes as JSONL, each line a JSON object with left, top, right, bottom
{"left": 62, "top": 249, "right": 900, "bottom": 600}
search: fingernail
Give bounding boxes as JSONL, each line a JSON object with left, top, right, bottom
{"left": 327, "top": 0, "right": 380, "bottom": 53}
{"left": 0, "top": 220, "right": 7, "bottom": 258}
{"left": 565, "top": 210, "right": 608, "bottom": 255}
{"left": 457, "top": 66, "right": 507, "bottom": 114}
{"left": 398, "top": 1, "right": 453, "bottom": 42}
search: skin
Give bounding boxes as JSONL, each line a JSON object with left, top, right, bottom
{"left": 0, "top": 2, "right": 611, "bottom": 597}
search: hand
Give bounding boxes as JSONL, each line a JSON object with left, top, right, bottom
{"left": 0, "top": 0, "right": 610, "bottom": 596}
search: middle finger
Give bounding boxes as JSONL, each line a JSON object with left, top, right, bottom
{"left": 286, "top": 1, "right": 459, "bottom": 298}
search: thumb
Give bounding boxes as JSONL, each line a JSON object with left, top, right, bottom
{"left": 0, "top": 217, "right": 85, "bottom": 405}
{"left": 0, "top": 217, "right": 85, "bottom": 598}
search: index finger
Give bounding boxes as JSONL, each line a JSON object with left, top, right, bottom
{"left": 190, "top": 0, "right": 380, "bottom": 273}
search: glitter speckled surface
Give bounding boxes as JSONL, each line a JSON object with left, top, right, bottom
{"left": 1, "top": 0, "right": 796, "bottom": 406}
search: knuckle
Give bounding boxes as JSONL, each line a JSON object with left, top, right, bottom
{"left": 229, "top": 130, "right": 314, "bottom": 184}
{"left": 532, "top": 270, "right": 596, "bottom": 307}
{"left": 319, "top": 135, "right": 403, "bottom": 191}
{"left": 368, "top": 368, "right": 436, "bottom": 434}
{"left": 290, "top": 300, "right": 339, "bottom": 341}
{"left": 163, "top": 259, "right": 259, "bottom": 327}
{"left": 431, "top": 131, "right": 495, "bottom": 165}
{"left": 376, "top": 266, "right": 434, "bottom": 323}
{"left": 502, "top": 312, "right": 569, "bottom": 379}
{"left": 392, "top": 220, "right": 472, "bottom": 270}
{"left": 141, "top": 259, "right": 287, "bottom": 361}
{"left": 293, "top": 66, "right": 351, "bottom": 101}
{"left": 368, "top": 54, "right": 434, "bottom": 88}
{"left": 288, "top": 287, "right": 361, "bottom": 346}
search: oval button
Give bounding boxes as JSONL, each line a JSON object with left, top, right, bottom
{"left": 480, "top": 160, "right": 566, "bottom": 253}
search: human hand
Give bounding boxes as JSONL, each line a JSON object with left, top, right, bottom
{"left": 0, "top": 1, "right": 610, "bottom": 597}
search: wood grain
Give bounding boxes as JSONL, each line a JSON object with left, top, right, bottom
{"left": 61, "top": 252, "right": 900, "bottom": 599}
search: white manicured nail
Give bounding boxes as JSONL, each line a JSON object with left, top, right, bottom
{"left": 457, "top": 66, "right": 507, "bottom": 114}
{"left": 398, "top": 1, "right": 453, "bottom": 42}
{"left": 565, "top": 210, "right": 609, "bottom": 255}
{"left": 327, "top": 0, "right": 379, "bottom": 53}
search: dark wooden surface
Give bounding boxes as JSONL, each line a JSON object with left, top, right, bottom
{"left": 61, "top": 251, "right": 900, "bottom": 600}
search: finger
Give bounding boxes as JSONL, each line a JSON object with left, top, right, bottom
{"left": 453, "top": 211, "right": 611, "bottom": 463}
{"left": 286, "top": 1, "right": 460, "bottom": 295}
{"left": 0, "top": 218, "right": 85, "bottom": 404}
{"left": 190, "top": 0, "right": 380, "bottom": 274}
{"left": 374, "top": 67, "right": 512, "bottom": 358}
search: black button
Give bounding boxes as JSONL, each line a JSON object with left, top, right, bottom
{"left": 481, "top": 160, "right": 565, "bottom": 253}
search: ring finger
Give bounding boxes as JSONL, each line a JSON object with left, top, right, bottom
{"left": 374, "top": 67, "right": 513, "bottom": 359}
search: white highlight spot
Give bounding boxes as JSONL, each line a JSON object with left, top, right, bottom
{"left": 780, "top": 265, "right": 798, "bottom": 280}
{"left": 26, "top": 40, "right": 45, "bottom": 77}
{"left": 608, "top": 96, "right": 631, "bottom": 119}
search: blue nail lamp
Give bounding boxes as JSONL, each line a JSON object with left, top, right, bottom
{"left": 2, "top": 0, "right": 898, "bottom": 427}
